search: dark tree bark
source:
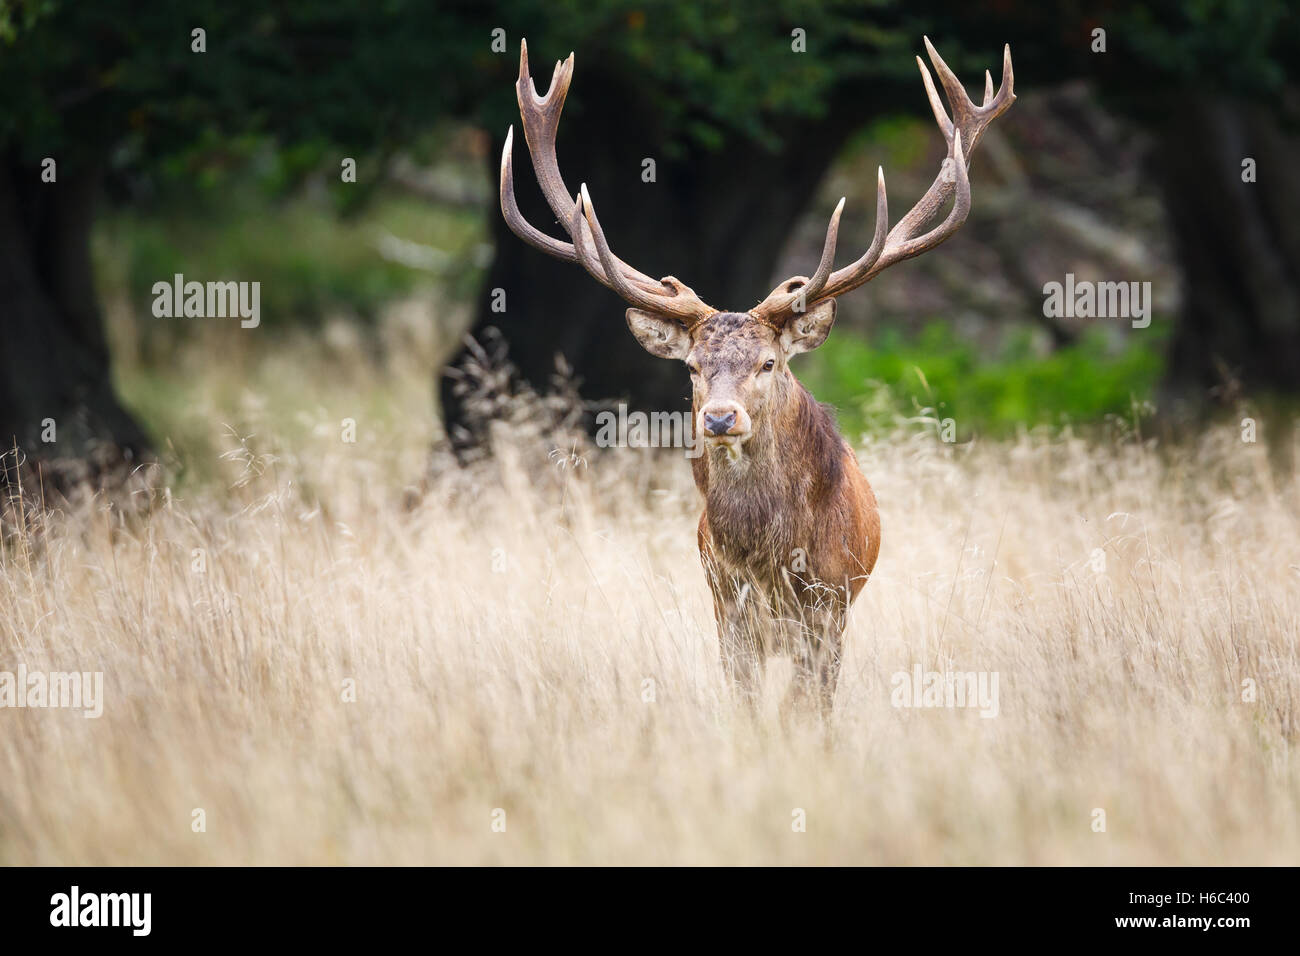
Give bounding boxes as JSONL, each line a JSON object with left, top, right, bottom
{"left": 0, "top": 156, "right": 150, "bottom": 487}
{"left": 1152, "top": 96, "right": 1300, "bottom": 408}
{"left": 439, "top": 72, "right": 867, "bottom": 454}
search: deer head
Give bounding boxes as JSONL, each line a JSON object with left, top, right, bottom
{"left": 500, "top": 38, "right": 1015, "bottom": 455}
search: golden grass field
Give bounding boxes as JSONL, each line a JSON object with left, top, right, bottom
{"left": 1, "top": 325, "right": 1298, "bottom": 865}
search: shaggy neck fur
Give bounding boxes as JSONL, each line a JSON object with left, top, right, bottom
{"left": 694, "top": 370, "right": 845, "bottom": 565}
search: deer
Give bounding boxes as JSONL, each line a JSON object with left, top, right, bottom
{"left": 499, "top": 37, "right": 1014, "bottom": 715}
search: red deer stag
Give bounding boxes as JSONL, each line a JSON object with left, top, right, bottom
{"left": 500, "top": 38, "right": 1015, "bottom": 713}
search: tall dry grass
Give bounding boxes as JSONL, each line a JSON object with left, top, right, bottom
{"left": 1, "top": 339, "right": 1297, "bottom": 864}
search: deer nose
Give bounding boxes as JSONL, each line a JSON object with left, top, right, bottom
{"left": 703, "top": 411, "right": 737, "bottom": 436}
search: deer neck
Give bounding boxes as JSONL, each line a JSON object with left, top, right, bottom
{"left": 696, "top": 373, "right": 844, "bottom": 559}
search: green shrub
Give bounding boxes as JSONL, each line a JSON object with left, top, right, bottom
{"left": 798, "top": 320, "right": 1166, "bottom": 438}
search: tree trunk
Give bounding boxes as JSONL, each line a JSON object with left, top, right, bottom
{"left": 439, "top": 73, "right": 863, "bottom": 455}
{"left": 0, "top": 155, "right": 150, "bottom": 488}
{"left": 1153, "top": 96, "right": 1300, "bottom": 411}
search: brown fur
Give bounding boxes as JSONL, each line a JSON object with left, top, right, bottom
{"left": 686, "top": 312, "right": 880, "bottom": 715}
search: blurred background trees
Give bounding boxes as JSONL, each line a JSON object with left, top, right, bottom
{"left": 0, "top": 0, "right": 1295, "bottom": 478}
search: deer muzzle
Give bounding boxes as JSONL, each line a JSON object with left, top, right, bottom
{"left": 698, "top": 402, "right": 751, "bottom": 444}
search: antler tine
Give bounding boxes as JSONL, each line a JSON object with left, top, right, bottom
{"left": 751, "top": 197, "right": 845, "bottom": 320}
{"left": 579, "top": 185, "right": 714, "bottom": 321}
{"left": 917, "top": 49, "right": 954, "bottom": 141}
{"left": 920, "top": 36, "right": 1014, "bottom": 158}
{"left": 881, "top": 129, "right": 969, "bottom": 265}
{"left": 759, "top": 40, "right": 1013, "bottom": 312}
{"left": 833, "top": 167, "right": 891, "bottom": 283}
{"left": 515, "top": 40, "right": 581, "bottom": 231}
{"left": 500, "top": 126, "right": 580, "bottom": 264}
{"left": 501, "top": 39, "right": 716, "bottom": 321}
{"left": 513, "top": 39, "right": 666, "bottom": 293}
{"left": 809, "top": 198, "right": 847, "bottom": 297}
{"left": 567, "top": 188, "right": 607, "bottom": 285}
{"left": 752, "top": 166, "right": 890, "bottom": 325}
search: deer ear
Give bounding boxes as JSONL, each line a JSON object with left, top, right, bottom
{"left": 626, "top": 308, "right": 692, "bottom": 360}
{"left": 780, "top": 298, "right": 837, "bottom": 356}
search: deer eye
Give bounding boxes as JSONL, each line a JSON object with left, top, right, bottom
{"left": 761, "top": 359, "right": 775, "bottom": 372}
{"left": 687, "top": 362, "right": 701, "bottom": 375}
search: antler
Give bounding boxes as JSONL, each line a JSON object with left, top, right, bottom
{"left": 500, "top": 39, "right": 716, "bottom": 324}
{"left": 752, "top": 38, "right": 1015, "bottom": 324}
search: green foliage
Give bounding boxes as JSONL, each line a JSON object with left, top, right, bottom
{"left": 5, "top": 0, "right": 1296, "bottom": 190}
{"left": 798, "top": 321, "right": 1166, "bottom": 439}
{"left": 95, "top": 184, "right": 484, "bottom": 329}
{"left": 0, "top": 0, "right": 917, "bottom": 174}
{"left": 9, "top": 0, "right": 1291, "bottom": 432}
{"left": 1120, "top": 0, "right": 1296, "bottom": 96}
